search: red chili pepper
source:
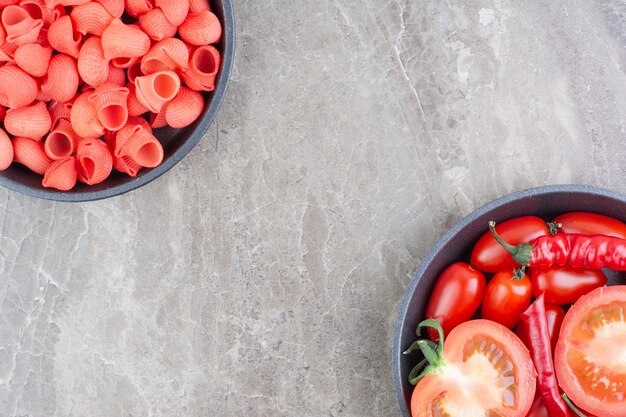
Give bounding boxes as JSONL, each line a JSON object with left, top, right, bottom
{"left": 488, "top": 221, "right": 626, "bottom": 270}
{"left": 519, "top": 295, "right": 571, "bottom": 417}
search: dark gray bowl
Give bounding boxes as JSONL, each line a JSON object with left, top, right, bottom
{"left": 392, "top": 184, "right": 626, "bottom": 416}
{"left": 0, "top": 0, "right": 235, "bottom": 202}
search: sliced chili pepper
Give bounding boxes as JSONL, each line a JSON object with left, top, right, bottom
{"left": 488, "top": 221, "right": 626, "bottom": 270}
{"left": 519, "top": 295, "right": 571, "bottom": 417}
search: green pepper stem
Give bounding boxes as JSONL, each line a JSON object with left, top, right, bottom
{"left": 488, "top": 221, "right": 533, "bottom": 266}
{"left": 562, "top": 393, "right": 588, "bottom": 417}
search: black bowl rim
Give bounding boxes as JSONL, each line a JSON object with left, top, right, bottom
{"left": 391, "top": 184, "right": 626, "bottom": 417}
{"left": 0, "top": 0, "right": 236, "bottom": 202}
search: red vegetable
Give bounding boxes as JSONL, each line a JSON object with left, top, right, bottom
{"left": 553, "top": 212, "right": 626, "bottom": 238}
{"left": 488, "top": 222, "right": 626, "bottom": 270}
{"left": 525, "top": 393, "right": 549, "bottom": 417}
{"left": 530, "top": 266, "right": 607, "bottom": 305}
{"left": 519, "top": 295, "right": 570, "bottom": 417}
{"left": 424, "top": 262, "right": 485, "bottom": 341}
{"left": 481, "top": 268, "right": 532, "bottom": 329}
{"left": 555, "top": 286, "right": 626, "bottom": 417}
{"left": 406, "top": 319, "right": 536, "bottom": 417}
{"left": 471, "top": 216, "right": 549, "bottom": 273}
{"left": 516, "top": 304, "right": 565, "bottom": 355}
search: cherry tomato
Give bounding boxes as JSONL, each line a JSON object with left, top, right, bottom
{"left": 555, "top": 286, "right": 626, "bottom": 417}
{"left": 411, "top": 320, "right": 536, "bottom": 417}
{"left": 530, "top": 265, "right": 607, "bottom": 305}
{"left": 425, "top": 262, "right": 485, "bottom": 341}
{"left": 471, "top": 216, "right": 550, "bottom": 273}
{"left": 481, "top": 268, "right": 532, "bottom": 329}
{"left": 553, "top": 211, "right": 626, "bottom": 238}
{"left": 516, "top": 304, "right": 565, "bottom": 354}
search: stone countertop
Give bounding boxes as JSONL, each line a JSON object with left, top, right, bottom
{"left": 1, "top": 1, "right": 625, "bottom": 416}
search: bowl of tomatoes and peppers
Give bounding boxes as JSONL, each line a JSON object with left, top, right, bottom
{"left": 392, "top": 184, "right": 626, "bottom": 417}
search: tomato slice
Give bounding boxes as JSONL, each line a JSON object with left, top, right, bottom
{"left": 555, "top": 286, "right": 626, "bottom": 417}
{"left": 411, "top": 320, "right": 536, "bottom": 417}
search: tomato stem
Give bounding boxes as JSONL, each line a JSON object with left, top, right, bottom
{"left": 488, "top": 221, "right": 533, "bottom": 266}
{"left": 404, "top": 319, "right": 447, "bottom": 385}
{"left": 547, "top": 221, "right": 562, "bottom": 236}
{"left": 513, "top": 266, "right": 526, "bottom": 281}
{"left": 561, "top": 393, "right": 588, "bottom": 417}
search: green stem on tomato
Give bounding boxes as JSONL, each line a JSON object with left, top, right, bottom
{"left": 547, "top": 222, "right": 562, "bottom": 236}
{"left": 561, "top": 393, "right": 588, "bottom": 417}
{"left": 404, "top": 319, "right": 447, "bottom": 386}
{"left": 513, "top": 266, "right": 526, "bottom": 281}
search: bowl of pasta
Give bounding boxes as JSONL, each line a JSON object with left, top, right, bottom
{"left": 0, "top": 0, "right": 234, "bottom": 201}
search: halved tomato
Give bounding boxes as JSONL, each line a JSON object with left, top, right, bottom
{"left": 411, "top": 320, "right": 536, "bottom": 417}
{"left": 555, "top": 286, "right": 626, "bottom": 417}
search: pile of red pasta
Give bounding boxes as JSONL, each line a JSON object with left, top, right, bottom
{"left": 0, "top": 0, "right": 222, "bottom": 190}
{"left": 405, "top": 212, "right": 626, "bottom": 417}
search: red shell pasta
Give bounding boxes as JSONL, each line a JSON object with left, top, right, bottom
{"left": 14, "top": 42, "right": 52, "bottom": 77}
{"left": 13, "top": 136, "right": 52, "bottom": 174}
{"left": 75, "top": 137, "right": 112, "bottom": 184}
{"left": 42, "top": 155, "right": 77, "bottom": 190}
{"left": 0, "top": 0, "right": 223, "bottom": 190}
{"left": 0, "top": 127, "right": 13, "bottom": 170}
{"left": 5, "top": 101, "right": 51, "bottom": 140}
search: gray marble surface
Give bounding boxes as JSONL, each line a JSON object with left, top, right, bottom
{"left": 1, "top": 1, "right": 626, "bottom": 416}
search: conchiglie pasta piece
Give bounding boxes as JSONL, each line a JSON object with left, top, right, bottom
{"left": 0, "top": 64, "right": 38, "bottom": 108}
{"left": 19, "top": 0, "right": 55, "bottom": 27}
{"left": 126, "top": 83, "right": 148, "bottom": 116}
{"left": 0, "top": 105, "right": 6, "bottom": 122}
{"left": 42, "top": 155, "right": 76, "bottom": 190}
{"left": 12, "top": 136, "right": 52, "bottom": 174}
{"left": 88, "top": 82, "right": 129, "bottom": 131}
{"left": 179, "top": 10, "right": 221, "bottom": 46}
{"left": 127, "top": 60, "right": 143, "bottom": 84}
{"left": 0, "top": 128, "right": 13, "bottom": 170}
{"left": 5, "top": 101, "right": 51, "bottom": 140}
{"left": 120, "top": 127, "right": 162, "bottom": 168}
{"left": 149, "top": 110, "right": 167, "bottom": 128}
{"left": 95, "top": 0, "right": 124, "bottom": 18}
{"left": 14, "top": 42, "right": 51, "bottom": 76}
{"left": 178, "top": 45, "right": 219, "bottom": 92}
{"left": 71, "top": 2, "right": 113, "bottom": 36}
{"left": 110, "top": 55, "right": 138, "bottom": 69}
{"left": 188, "top": 0, "right": 209, "bottom": 15}
{"left": 141, "top": 38, "right": 188, "bottom": 75}
{"left": 155, "top": 0, "right": 188, "bottom": 26}
{"left": 48, "top": 99, "right": 74, "bottom": 128}
{"left": 0, "top": 24, "right": 17, "bottom": 61}
{"left": 124, "top": 0, "right": 154, "bottom": 18}
{"left": 36, "top": 90, "right": 51, "bottom": 102}
{"left": 47, "top": 15, "right": 81, "bottom": 58}
{"left": 126, "top": 114, "right": 152, "bottom": 132}
{"left": 2, "top": 5, "right": 43, "bottom": 46}
{"left": 70, "top": 90, "right": 104, "bottom": 138}
{"left": 138, "top": 8, "right": 175, "bottom": 41}
{"left": 113, "top": 154, "right": 141, "bottom": 176}
{"left": 106, "top": 64, "right": 126, "bottom": 86}
{"left": 75, "top": 137, "right": 112, "bottom": 184}
{"left": 77, "top": 35, "right": 108, "bottom": 86}
{"left": 101, "top": 19, "right": 149, "bottom": 61}
{"left": 135, "top": 70, "right": 179, "bottom": 113}
{"left": 41, "top": 53, "right": 79, "bottom": 103}
{"left": 44, "top": 119, "right": 80, "bottom": 159}
{"left": 165, "top": 87, "right": 203, "bottom": 128}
